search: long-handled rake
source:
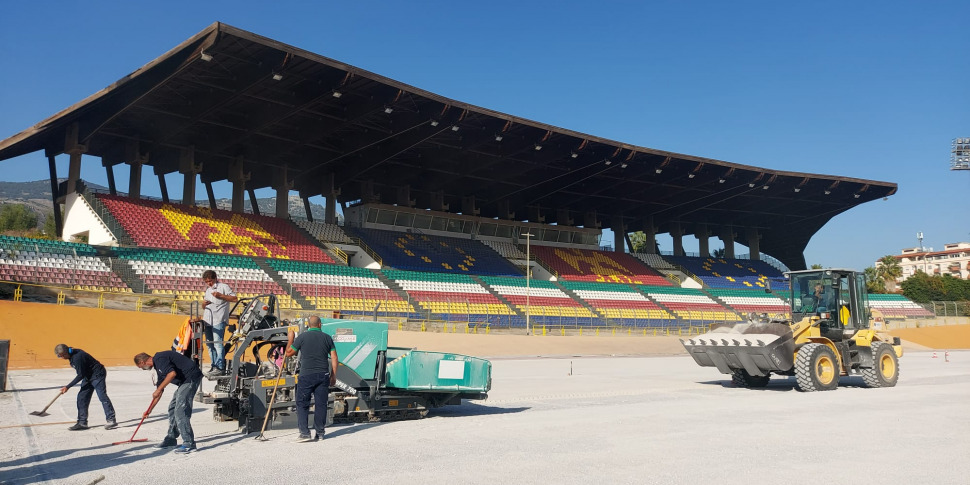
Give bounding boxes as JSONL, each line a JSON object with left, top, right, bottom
{"left": 112, "top": 396, "right": 159, "bottom": 445}
{"left": 255, "top": 361, "right": 286, "bottom": 441}
{"left": 30, "top": 391, "right": 64, "bottom": 417}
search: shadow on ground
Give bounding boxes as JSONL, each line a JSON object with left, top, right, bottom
{"left": 0, "top": 431, "right": 248, "bottom": 485}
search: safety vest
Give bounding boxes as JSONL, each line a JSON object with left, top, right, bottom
{"left": 172, "top": 317, "right": 193, "bottom": 354}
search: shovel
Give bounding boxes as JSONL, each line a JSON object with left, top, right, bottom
{"left": 112, "top": 396, "right": 159, "bottom": 445}
{"left": 30, "top": 391, "right": 63, "bottom": 417}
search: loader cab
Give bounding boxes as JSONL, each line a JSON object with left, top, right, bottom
{"left": 789, "top": 269, "right": 870, "bottom": 338}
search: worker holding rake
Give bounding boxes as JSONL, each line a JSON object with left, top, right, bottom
{"left": 134, "top": 350, "right": 203, "bottom": 453}
{"left": 55, "top": 344, "right": 117, "bottom": 431}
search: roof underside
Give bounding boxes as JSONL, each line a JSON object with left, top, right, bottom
{"left": 0, "top": 22, "right": 897, "bottom": 270}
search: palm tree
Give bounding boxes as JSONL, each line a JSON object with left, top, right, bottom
{"left": 864, "top": 266, "right": 885, "bottom": 293}
{"left": 876, "top": 255, "right": 903, "bottom": 292}
{"left": 810, "top": 264, "right": 823, "bottom": 269}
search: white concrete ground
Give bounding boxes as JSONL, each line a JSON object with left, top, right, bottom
{"left": 1, "top": 351, "right": 968, "bottom": 485}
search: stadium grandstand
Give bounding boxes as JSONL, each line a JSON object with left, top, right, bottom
{"left": 0, "top": 22, "right": 920, "bottom": 330}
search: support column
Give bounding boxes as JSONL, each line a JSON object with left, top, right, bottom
{"left": 613, "top": 219, "right": 626, "bottom": 253}
{"left": 179, "top": 147, "right": 202, "bottom": 206}
{"left": 46, "top": 154, "right": 63, "bottom": 238}
{"left": 127, "top": 158, "right": 144, "bottom": 199}
{"left": 747, "top": 227, "right": 761, "bottom": 261}
{"left": 273, "top": 165, "right": 294, "bottom": 219}
{"left": 322, "top": 173, "right": 340, "bottom": 224}
{"left": 302, "top": 196, "right": 314, "bottom": 222}
{"left": 695, "top": 223, "right": 710, "bottom": 258}
{"left": 325, "top": 194, "right": 337, "bottom": 224}
{"left": 205, "top": 182, "right": 217, "bottom": 209}
{"left": 64, "top": 123, "right": 86, "bottom": 195}
{"left": 643, "top": 217, "right": 657, "bottom": 254}
{"left": 157, "top": 174, "right": 169, "bottom": 203}
{"left": 670, "top": 223, "right": 685, "bottom": 257}
{"left": 720, "top": 226, "right": 736, "bottom": 259}
{"left": 248, "top": 188, "right": 260, "bottom": 216}
{"left": 105, "top": 164, "right": 117, "bottom": 196}
{"left": 228, "top": 158, "right": 250, "bottom": 214}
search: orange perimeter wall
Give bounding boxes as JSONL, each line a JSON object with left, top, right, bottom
{"left": 0, "top": 301, "right": 185, "bottom": 369}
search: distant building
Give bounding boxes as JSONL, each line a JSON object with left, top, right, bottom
{"left": 884, "top": 242, "right": 970, "bottom": 283}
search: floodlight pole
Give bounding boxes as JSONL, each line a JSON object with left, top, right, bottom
{"left": 523, "top": 232, "right": 534, "bottom": 336}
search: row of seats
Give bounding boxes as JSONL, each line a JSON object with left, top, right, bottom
{"left": 98, "top": 194, "right": 333, "bottom": 263}
{"left": 480, "top": 276, "right": 596, "bottom": 319}
{"left": 664, "top": 255, "right": 785, "bottom": 290}
{"left": 868, "top": 294, "right": 935, "bottom": 318}
{"left": 294, "top": 219, "right": 354, "bottom": 244}
{"left": 351, "top": 228, "right": 520, "bottom": 276}
{"left": 480, "top": 240, "right": 528, "bottom": 260}
{"left": 531, "top": 246, "right": 672, "bottom": 286}
{"left": 387, "top": 270, "right": 515, "bottom": 316}
{"left": 267, "top": 258, "right": 415, "bottom": 315}
{"left": 0, "top": 237, "right": 129, "bottom": 291}
{"left": 638, "top": 285, "right": 741, "bottom": 323}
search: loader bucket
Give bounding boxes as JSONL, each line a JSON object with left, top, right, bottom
{"left": 681, "top": 322, "right": 795, "bottom": 376}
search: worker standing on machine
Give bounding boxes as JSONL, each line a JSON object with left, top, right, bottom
{"left": 201, "top": 270, "right": 237, "bottom": 376}
{"left": 134, "top": 350, "right": 204, "bottom": 454}
{"left": 55, "top": 344, "right": 118, "bottom": 431}
{"left": 285, "top": 316, "right": 338, "bottom": 442}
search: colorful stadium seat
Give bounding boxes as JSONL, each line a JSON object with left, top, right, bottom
{"left": 705, "top": 288, "right": 789, "bottom": 317}
{"left": 559, "top": 281, "right": 673, "bottom": 327}
{"left": 352, "top": 228, "right": 520, "bottom": 276}
{"left": 384, "top": 269, "right": 517, "bottom": 325}
{"left": 0, "top": 235, "right": 129, "bottom": 292}
{"left": 269, "top": 259, "right": 414, "bottom": 316}
{"left": 479, "top": 276, "right": 597, "bottom": 327}
{"left": 97, "top": 195, "right": 333, "bottom": 263}
{"left": 638, "top": 285, "right": 740, "bottom": 324}
{"left": 867, "top": 294, "right": 935, "bottom": 318}
{"left": 663, "top": 255, "right": 785, "bottom": 289}
{"left": 531, "top": 246, "right": 672, "bottom": 286}
{"left": 115, "top": 248, "right": 297, "bottom": 308}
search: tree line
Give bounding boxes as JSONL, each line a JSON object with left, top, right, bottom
{"left": 865, "top": 254, "right": 969, "bottom": 303}
{"left": 0, "top": 203, "right": 57, "bottom": 239}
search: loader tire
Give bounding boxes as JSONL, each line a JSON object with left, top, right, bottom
{"left": 731, "top": 369, "right": 770, "bottom": 388}
{"left": 862, "top": 342, "right": 899, "bottom": 388}
{"left": 795, "top": 343, "right": 840, "bottom": 392}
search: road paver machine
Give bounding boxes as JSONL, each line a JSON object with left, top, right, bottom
{"left": 203, "top": 295, "right": 491, "bottom": 432}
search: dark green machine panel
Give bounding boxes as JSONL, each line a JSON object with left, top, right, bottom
{"left": 317, "top": 319, "right": 387, "bottom": 379}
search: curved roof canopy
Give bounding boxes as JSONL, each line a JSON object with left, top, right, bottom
{"left": 0, "top": 22, "right": 896, "bottom": 270}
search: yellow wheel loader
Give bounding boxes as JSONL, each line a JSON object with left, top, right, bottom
{"left": 682, "top": 269, "right": 902, "bottom": 391}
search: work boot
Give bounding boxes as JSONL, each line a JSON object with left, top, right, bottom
{"left": 156, "top": 437, "right": 178, "bottom": 448}
{"left": 104, "top": 419, "right": 118, "bottom": 430}
{"left": 68, "top": 423, "right": 89, "bottom": 431}
{"left": 296, "top": 434, "right": 314, "bottom": 443}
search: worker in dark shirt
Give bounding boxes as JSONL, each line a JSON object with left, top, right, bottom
{"left": 285, "top": 316, "right": 338, "bottom": 442}
{"left": 56, "top": 344, "right": 117, "bottom": 431}
{"left": 134, "top": 350, "right": 203, "bottom": 454}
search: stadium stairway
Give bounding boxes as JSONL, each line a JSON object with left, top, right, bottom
{"left": 77, "top": 183, "right": 135, "bottom": 246}
{"left": 469, "top": 274, "right": 525, "bottom": 318}
{"left": 291, "top": 221, "right": 349, "bottom": 265}
{"left": 632, "top": 290, "right": 685, "bottom": 326}
{"left": 552, "top": 281, "right": 606, "bottom": 322}
{"left": 370, "top": 269, "right": 414, "bottom": 304}
{"left": 253, "top": 258, "right": 313, "bottom": 309}
{"left": 699, "top": 291, "right": 744, "bottom": 319}
{"left": 107, "top": 256, "right": 147, "bottom": 293}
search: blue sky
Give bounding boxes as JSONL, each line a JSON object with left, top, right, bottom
{"left": 1, "top": 1, "right": 967, "bottom": 270}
